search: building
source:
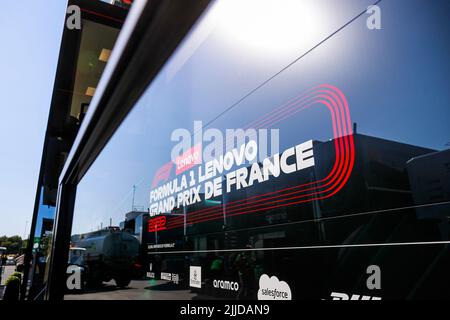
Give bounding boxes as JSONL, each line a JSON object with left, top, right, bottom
{"left": 23, "top": 0, "right": 130, "bottom": 300}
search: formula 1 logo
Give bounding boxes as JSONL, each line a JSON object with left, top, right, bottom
{"left": 66, "top": 5, "right": 81, "bottom": 30}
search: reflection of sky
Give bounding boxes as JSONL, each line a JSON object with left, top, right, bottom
{"left": 72, "top": 0, "right": 450, "bottom": 234}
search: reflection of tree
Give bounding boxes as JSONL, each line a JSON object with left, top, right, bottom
{"left": 234, "top": 246, "right": 256, "bottom": 300}
{"left": 0, "top": 235, "right": 23, "bottom": 254}
{"left": 39, "top": 235, "right": 51, "bottom": 254}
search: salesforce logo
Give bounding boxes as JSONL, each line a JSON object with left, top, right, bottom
{"left": 213, "top": 279, "right": 239, "bottom": 291}
{"left": 189, "top": 266, "right": 202, "bottom": 288}
{"left": 257, "top": 274, "right": 292, "bottom": 300}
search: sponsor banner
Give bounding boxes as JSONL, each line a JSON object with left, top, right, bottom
{"left": 147, "top": 215, "right": 167, "bottom": 232}
{"left": 330, "top": 292, "right": 382, "bottom": 300}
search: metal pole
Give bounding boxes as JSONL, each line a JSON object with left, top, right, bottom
{"left": 23, "top": 220, "right": 28, "bottom": 242}
{"left": 0, "top": 252, "right": 3, "bottom": 286}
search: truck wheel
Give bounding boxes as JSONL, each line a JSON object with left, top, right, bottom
{"left": 115, "top": 277, "right": 131, "bottom": 287}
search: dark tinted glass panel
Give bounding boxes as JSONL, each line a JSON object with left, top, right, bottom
{"left": 27, "top": 188, "right": 55, "bottom": 299}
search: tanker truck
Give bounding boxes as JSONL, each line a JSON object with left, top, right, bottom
{"left": 71, "top": 227, "right": 139, "bottom": 288}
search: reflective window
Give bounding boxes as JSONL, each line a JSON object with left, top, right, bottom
{"left": 66, "top": 0, "right": 450, "bottom": 300}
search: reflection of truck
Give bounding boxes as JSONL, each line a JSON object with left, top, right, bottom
{"left": 67, "top": 248, "right": 86, "bottom": 291}
{"left": 71, "top": 227, "right": 139, "bottom": 287}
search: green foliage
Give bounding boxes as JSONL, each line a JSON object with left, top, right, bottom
{"left": 0, "top": 235, "right": 23, "bottom": 254}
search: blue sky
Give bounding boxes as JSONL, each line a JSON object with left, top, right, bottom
{"left": 0, "top": 1, "right": 67, "bottom": 236}
{"left": 72, "top": 0, "right": 450, "bottom": 234}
